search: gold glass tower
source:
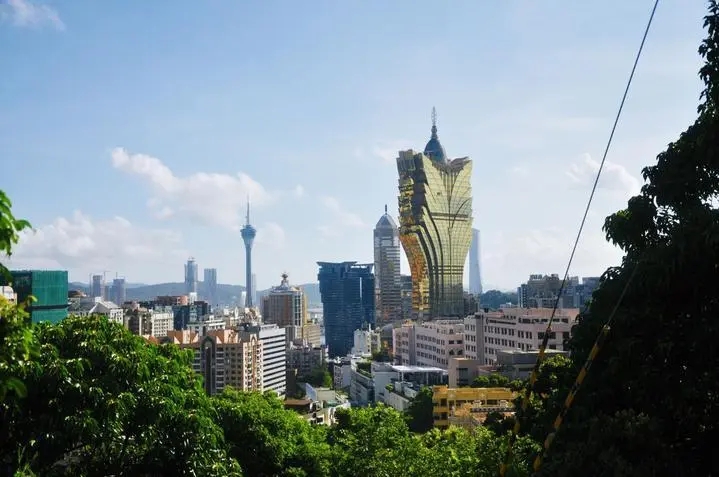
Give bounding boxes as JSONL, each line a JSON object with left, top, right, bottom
{"left": 397, "top": 108, "right": 473, "bottom": 318}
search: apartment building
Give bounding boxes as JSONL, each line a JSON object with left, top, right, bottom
{"left": 126, "top": 308, "right": 173, "bottom": 338}
{"left": 287, "top": 343, "right": 327, "bottom": 377}
{"left": 239, "top": 323, "right": 287, "bottom": 398}
{"left": 465, "top": 307, "right": 579, "bottom": 365}
{"left": 167, "top": 329, "right": 263, "bottom": 396}
{"left": 392, "top": 319, "right": 465, "bottom": 368}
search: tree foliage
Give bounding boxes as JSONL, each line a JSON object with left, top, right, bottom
{"left": 532, "top": 4, "right": 719, "bottom": 475}
{"left": 405, "top": 386, "right": 434, "bottom": 433}
{"left": 0, "top": 315, "right": 242, "bottom": 476}
{"left": 302, "top": 365, "right": 333, "bottom": 389}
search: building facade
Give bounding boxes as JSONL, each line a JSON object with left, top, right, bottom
{"left": 468, "top": 228, "right": 482, "bottom": 296}
{"left": 111, "top": 278, "right": 126, "bottom": 305}
{"left": 464, "top": 307, "right": 579, "bottom": 365}
{"left": 239, "top": 323, "right": 287, "bottom": 397}
{"left": 317, "top": 261, "right": 375, "bottom": 358}
{"left": 3, "top": 270, "right": 68, "bottom": 323}
{"left": 203, "top": 268, "right": 218, "bottom": 305}
{"left": 397, "top": 110, "right": 473, "bottom": 318}
{"left": 374, "top": 205, "right": 402, "bottom": 325}
{"left": 184, "top": 258, "right": 198, "bottom": 296}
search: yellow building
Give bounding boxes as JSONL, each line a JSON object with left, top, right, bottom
{"left": 397, "top": 109, "right": 473, "bottom": 318}
{"left": 431, "top": 385, "right": 515, "bottom": 429}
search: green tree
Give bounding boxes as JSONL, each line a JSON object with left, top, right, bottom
{"left": 0, "top": 315, "right": 242, "bottom": 476}
{"left": 471, "top": 373, "right": 510, "bottom": 388}
{"left": 329, "top": 406, "right": 425, "bottom": 476}
{"left": 371, "top": 348, "right": 391, "bottom": 362}
{"left": 480, "top": 290, "right": 518, "bottom": 309}
{"left": 538, "top": 4, "right": 719, "bottom": 475}
{"left": 405, "top": 386, "right": 434, "bottom": 433}
{"left": 0, "top": 189, "right": 36, "bottom": 404}
{"left": 212, "top": 389, "right": 331, "bottom": 477}
{"left": 302, "top": 364, "right": 333, "bottom": 388}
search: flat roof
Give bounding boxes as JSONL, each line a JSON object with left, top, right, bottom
{"left": 391, "top": 365, "right": 446, "bottom": 373}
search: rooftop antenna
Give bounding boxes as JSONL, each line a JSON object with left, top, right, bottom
{"left": 431, "top": 106, "right": 437, "bottom": 128}
{"left": 384, "top": 204, "right": 388, "bottom": 214}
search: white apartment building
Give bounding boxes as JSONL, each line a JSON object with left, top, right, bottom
{"left": 392, "top": 322, "right": 417, "bottom": 366}
{"left": 69, "top": 297, "right": 124, "bottom": 324}
{"left": 351, "top": 326, "right": 381, "bottom": 356}
{"left": 465, "top": 308, "right": 579, "bottom": 365}
{"left": 239, "top": 323, "right": 287, "bottom": 398}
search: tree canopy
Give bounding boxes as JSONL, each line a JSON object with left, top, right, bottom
{"left": 528, "top": 3, "right": 719, "bottom": 475}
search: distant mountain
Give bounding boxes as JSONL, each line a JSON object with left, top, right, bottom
{"left": 69, "top": 281, "right": 322, "bottom": 307}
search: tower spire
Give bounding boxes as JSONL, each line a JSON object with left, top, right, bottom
{"left": 431, "top": 106, "right": 438, "bottom": 138}
{"left": 384, "top": 204, "right": 388, "bottom": 214}
{"left": 246, "top": 195, "right": 250, "bottom": 226}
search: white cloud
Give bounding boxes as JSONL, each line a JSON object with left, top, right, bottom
{"left": 319, "top": 195, "right": 364, "bottom": 228}
{"left": 509, "top": 164, "right": 530, "bottom": 177}
{"left": 566, "top": 153, "right": 641, "bottom": 196}
{"left": 111, "top": 147, "right": 277, "bottom": 231}
{"left": 294, "top": 185, "right": 305, "bottom": 198}
{"left": 372, "top": 140, "right": 409, "bottom": 164}
{"left": 6, "top": 211, "right": 187, "bottom": 281}
{"left": 255, "top": 222, "right": 286, "bottom": 250}
{"left": 481, "top": 225, "right": 623, "bottom": 290}
{"left": 0, "top": 0, "right": 64, "bottom": 30}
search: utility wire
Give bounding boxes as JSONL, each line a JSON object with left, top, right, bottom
{"left": 498, "top": 0, "right": 660, "bottom": 475}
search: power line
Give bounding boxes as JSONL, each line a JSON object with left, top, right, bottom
{"left": 498, "top": 0, "right": 660, "bottom": 475}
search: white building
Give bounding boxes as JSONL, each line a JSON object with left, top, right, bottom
{"left": 371, "top": 362, "right": 446, "bottom": 406}
{"left": 69, "top": 297, "right": 123, "bottom": 324}
{"left": 351, "top": 326, "right": 381, "bottom": 356}
{"left": 239, "top": 323, "right": 287, "bottom": 398}
{"left": 465, "top": 308, "right": 579, "bottom": 365}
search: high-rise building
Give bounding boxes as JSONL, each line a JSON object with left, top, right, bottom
{"left": 397, "top": 108, "right": 473, "bottom": 318}
{"left": 111, "top": 277, "right": 126, "bottom": 305}
{"left": 317, "top": 261, "right": 375, "bottom": 358}
{"left": 240, "top": 202, "right": 256, "bottom": 308}
{"left": 91, "top": 274, "right": 104, "bottom": 299}
{"left": 184, "top": 257, "right": 198, "bottom": 296}
{"left": 239, "top": 323, "right": 287, "bottom": 398}
{"left": 262, "top": 273, "right": 307, "bottom": 327}
{"left": 203, "top": 268, "right": 218, "bottom": 305}
{"left": 374, "top": 205, "right": 402, "bottom": 325}
{"left": 1, "top": 270, "right": 68, "bottom": 323}
{"left": 469, "top": 229, "right": 483, "bottom": 296}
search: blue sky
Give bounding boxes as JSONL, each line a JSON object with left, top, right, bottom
{"left": 0, "top": 0, "right": 708, "bottom": 290}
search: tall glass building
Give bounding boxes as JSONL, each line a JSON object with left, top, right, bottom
{"left": 469, "top": 228, "right": 483, "bottom": 296}
{"left": 317, "top": 262, "right": 375, "bottom": 358}
{"left": 3, "top": 270, "right": 68, "bottom": 323}
{"left": 397, "top": 109, "right": 473, "bottom": 318}
{"left": 374, "top": 205, "right": 402, "bottom": 325}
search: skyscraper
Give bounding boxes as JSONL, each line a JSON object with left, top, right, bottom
{"left": 203, "top": 268, "right": 218, "bottom": 305}
{"left": 469, "top": 228, "right": 483, "bottom": 296}
{"left": 111, "top": 277, "right": 126, "bottom": 305}
{"left": 184, "top": 257, "right": 198, "bottom": 295}
{"left": 240, "top": 201, "right": 257, "bottom": 308}
{"left": 91, "top": 274, "right": 104, "bottom": 299}
{"left": 397, "top": 108, "right": 473, "bottom": 318}
{"left": 374, "top": 205, "right": 402, "bottom": 325}
{"left": 317, "top": 261, "right": 375, "bottom": 358}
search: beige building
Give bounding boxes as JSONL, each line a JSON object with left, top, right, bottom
{"left": 262, "top": 273, "right": 321, "bottom": 347}
{"left": 465, "top": 307, "right": 579, "bottom": 365}
{"left": 432, "top": 385, "right": 515, "bottom": 430}
{"left": 167, "top": 329, "right": 262, "bottom": 396}
{"left": 127, "top": 308, "right": 173, "bottom": 338}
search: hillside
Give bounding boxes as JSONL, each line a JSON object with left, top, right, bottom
{"left": 69, "top": 281, "right": 322, "bottom": 307}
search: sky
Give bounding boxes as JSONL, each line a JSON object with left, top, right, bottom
{"left": 0, "top": 0, "right": 709, "bottom": 291}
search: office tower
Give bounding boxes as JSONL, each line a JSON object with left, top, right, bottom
{"left": 111, "top": 277, "right": 126, "bottom": 305}
{"left": 240, "top": 201, "right": 256, "bottom": 308}
{"left": 184, "top": 257, "right": 198, "bottom": 295}
{"left": 203, "top": 268, "right": 218, "bottom": 305}
{"left": 1, "top": 270, "right": 68, "bottom": 323}
{"left": 374, "top": 205, "right": 402, "bottom": 325}
{"left": 397, "top": 108, "right": 473, "bottom": 318}
{"left": 317, "top": 261, "right": 375, "bottom": 358}
{"left": 469, "top": 228, "right": 483, "bottom": 296}
{"left": 91, "top": 274, "right": 104, "bottom": 299}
